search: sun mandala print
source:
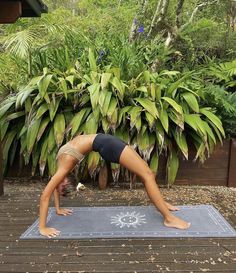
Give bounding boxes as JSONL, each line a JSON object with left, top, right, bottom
{"left": 110, "top": 211, "right": 146, "bottom": 228}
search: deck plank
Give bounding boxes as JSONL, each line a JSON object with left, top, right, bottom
{"left": 0, "top": 185, "right": 235, "bottom": 273}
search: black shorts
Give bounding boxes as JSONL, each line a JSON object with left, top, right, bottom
{"left": 92, "top": 133, "right": 127, "bottom": 163}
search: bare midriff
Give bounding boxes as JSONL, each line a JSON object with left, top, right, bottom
{"left": 67, "top": 134, "right": 98, "bottom": 155}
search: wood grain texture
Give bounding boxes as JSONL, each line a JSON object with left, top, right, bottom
{"left": 228, "top": 138, "right": 236, "bottom": 187}
{"left": 0, "top": 1, "right": 22, "bottom": 23}
{"left": 4, "top": 139, "right": 236, "bottom": 188}
{"left": 0, "top": 190, "right": 235, "bottom": 272}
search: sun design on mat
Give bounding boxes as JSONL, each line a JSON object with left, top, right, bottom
{"left": 110, "top": 211, "right": 146, "bottom": 228}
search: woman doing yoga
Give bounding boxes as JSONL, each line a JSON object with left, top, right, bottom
{"left": 39, "top": 133, "right": 190, "bottom": 238}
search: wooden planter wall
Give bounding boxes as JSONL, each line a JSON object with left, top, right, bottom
{"left": 103, "top": 139, "right": 235, "bottom": 188}
{"left": 174, "top": 139, "right": 235, "bottom": 186}
{"left": 0, "top": 139, "right": 235, "bottom": 195}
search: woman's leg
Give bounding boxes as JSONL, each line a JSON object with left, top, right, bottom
{"left": 119, "top": 146, "right": 190, "bottom": 229}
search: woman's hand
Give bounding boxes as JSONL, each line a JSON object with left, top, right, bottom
{"left": 56, "top": 208, "right": 73, "bottom": 216}
{"left": 39, "top": 227, "right": 60, "bottom": 238}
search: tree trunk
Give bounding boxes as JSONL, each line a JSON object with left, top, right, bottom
{"left": 230, "top": 1, "right": 236, "bottom": 31}
{"left": 176, "top": 0, "right": 185, "bottom": 28}
{"left": 147, "top": 0, "right": 170, "bottom": 38}
{"left": 71, "top": 0, "right": 77, "bottom": 16}
{"left": 182, "top": 0, "right": 218, "bottom": 30}
{"left": 52, "top": 1, "right": 57, "bottom": 10}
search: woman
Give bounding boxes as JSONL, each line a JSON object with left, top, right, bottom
{"left": 39, "top": 133, "right": 190, "bottom": 238}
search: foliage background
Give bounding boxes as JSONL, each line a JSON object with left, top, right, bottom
{"left": 0, "top": 0, "right": 235, "bottom": 184}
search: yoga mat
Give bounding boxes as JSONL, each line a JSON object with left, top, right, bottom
{"left": 20, "top": 205, "right": 236, "bottom": 239}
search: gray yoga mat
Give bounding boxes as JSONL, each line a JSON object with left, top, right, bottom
{"left": 20, "top": 205, "right": 236, "bottom": 239}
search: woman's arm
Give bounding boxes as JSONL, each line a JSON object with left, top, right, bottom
{"left": 39, "top": 170, "right": 67, "bottom": 238}
{"left": 53, "top": 188, "right": 73, "bottom": 216}
{"left": 53, "top": 189, "right": 60, "bottom": 211}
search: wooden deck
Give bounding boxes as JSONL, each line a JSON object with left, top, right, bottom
{"left": 0, "top": 182, "right": 236, "bottom": 273}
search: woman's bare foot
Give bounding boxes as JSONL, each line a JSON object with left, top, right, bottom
{"left": 165, "top": 201, "right": 180, "bottom": 211}
{"left": 164, "top": 215, "right": 191, "bottom": 230}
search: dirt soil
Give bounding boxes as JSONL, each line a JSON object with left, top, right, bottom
{"left": 3, "top": 177, "right": 236, "bottom": 228}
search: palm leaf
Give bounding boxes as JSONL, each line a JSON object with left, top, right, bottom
{"left": 2, "top": 130, "right": 18, "bottom": 166}
{"left": 128, "top": 106, "right": 142, "bottom": 130}
{"left": 101, "top": 73, "right": 112, "bottom": 90}
{"left": 167, "top": 72, "right": 192, "bottom": 97}
{"left": 169, "top": 110, "right": 184, "bottom": 130}
{"left": 182, "top": 92, "right": 199, "bottom": 113}
{"left": 111, "top": 77, "right": 125, "bottom": 101}
{"left": 145, "top": 112, "right": 155, "bottom": 129}
{"left": 35, "top": 103, "right": 48, "bottom": 119}
{"left": 159, "top": 108, "right": 169, "bottom": 133}
{"left": 107, "top": 97, "right": 118, "bottom": 120}
{"left": 0, "top": 100, "right": 16, "bottom": 119}
{"left": 69, "top": 108, "right": 90, "bottom": 137}
{"left": 155, "top": 121, "right": 165, "bottom": 151}
{"left": 135, "top": 98, "right": 159, "bottom": 118}
{"left": 38, "top": 74, "right": 53, "bottom": 98}
{"left": 47, "top": 148, "right": 57, "bottom": 176}
{"left": 88, "top": 83, "right": 100, "bottom": 110}
{"left": 102, "top": 117, "right": 109, "bottom": 133}
{"left": 39, "top": 136, "right": 48, "bottom": 176}
{"left": 167, "top": 148, "right": 179, "bottom": 185}
{"left": 32, "top": 146, "right": 41, "bottom": 176}
{"left": 150, "top": 151, "right": 159, "bottom": 175}
{"left": 48, "top": 126, "right": 56, "bottom": 152}
{"left": 6, "top": 111, "right": 25, "bottom": 121}
{"left": 49, "top": 98, "right": 62, "bottom": 121}
{"left": 85, "top": 113, "right": 98, "bottom": 134}
{"left": 162, "top": 97, "right": 183, "bottom": 114}
{"left": 0, "top": 120, "right": 9, "bottom": 141}
{"left": 26, "top": 118, "right": 42, "bottom": 154}
{"left": 54, "top": 113, "right": 65, "bottom": 147}
{"left": 37, "top": 117, "right": 50, "bottom": 141}
{"left": 200, "top": 108, "right": 225, "bottom": 137}
{"left": 87, "top": 151, "right": 100, "bottom": 178}
{"left": 101, "top": 91, "right": 112, "bottom": 117}
{"left": 88, "top": 48, "right": 97, "bottom": 72}
{"left": 118, "top": 106, "right": 131, "bottom": 125}
{"left": 173, "top": 130, "right": 188, "bottom": 159}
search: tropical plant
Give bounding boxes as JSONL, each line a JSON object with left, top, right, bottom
{"left": 200, "top": 85, "right": 236, "bottom": 137}
{"left": 203, "top": 59, "right": 236, "bottom": 89}
{"left": 199, "top": 60, "right": 236, "bottom": 137}
{"left": 0, "top": 49, "right": 225, "bottom": 186}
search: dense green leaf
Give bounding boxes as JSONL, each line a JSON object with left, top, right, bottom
{"left": 88, "top": 48, "right": 97, "bottom": 72}
{"left": 159, "top": 108, "right": 169, "bottom": 133}
{"left": 101, "top": 73, "right": 112, "bottom": 90}
{"left": 70, "top": 108, "right": 90, "bottom": 137}
{"left": 173, "top": 130, "right": 188, "bottom": 159}
{"left": 88, "top": 83, "right": 100, "bottom": 109}
{"left": 162, "top": 97, "right": 183, "bottom": 114}
{"left": 37, "top": 117, "right": 50, "bottom": 141}
{"left": 111, "top": 77, "right": 124, "bottom": 100}
{"left": 38, "top": 74, "right": 53, "bottom": 98}
{"left": 135, "top": 98, "right": 159, "bottom": 118}
{"left": 150, "top": 151, "right": 159, "bottom": 175}
{"left": 200, "top": 108, "right": 225, "bottom": 136}
{"left": 35, "top": 103, "right": 48, "bottom": 119}
{"left": 26, "top": 118, "right": 41, "bottom": 154}
{"left": 54, "top": 113, "right": 65, "bottom": 147}
{"left": 167, "top": 148, "right": 179, "bottom": 185}
{"left": 182, "top": 92, "right": 199, "bottom": 113}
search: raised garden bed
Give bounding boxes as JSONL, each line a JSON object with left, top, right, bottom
{"left": 0, "top": 139, "right": 235, "bottom": 196}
